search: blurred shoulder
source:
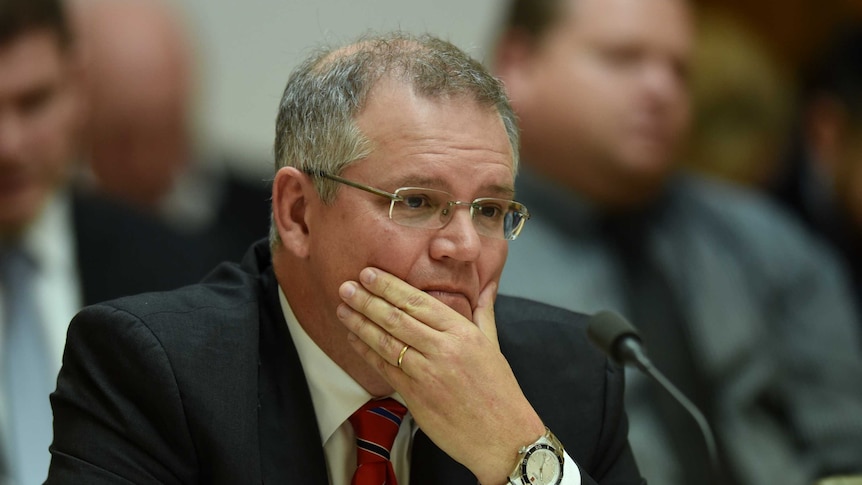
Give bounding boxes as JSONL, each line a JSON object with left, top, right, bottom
{"left": 677, "top": 173, "right": 810, "bottom": 234}
{"left": 673, "top": 173, "right": 837, "bottom": 257}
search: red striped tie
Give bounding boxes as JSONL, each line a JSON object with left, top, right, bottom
{"left": 349, "top": 398, "right": 408, "bottom": 485}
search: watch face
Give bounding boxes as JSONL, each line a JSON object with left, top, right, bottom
{"left": 521, "top": 445, "right": 563, "bottom": 485}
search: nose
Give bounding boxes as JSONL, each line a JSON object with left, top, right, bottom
{"left": 642, "top": 58, "right": 687, "bottom": 108}
{"left": 429, "top": 205, "right": 482, "bottom": 263}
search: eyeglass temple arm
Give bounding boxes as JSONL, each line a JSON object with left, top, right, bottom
{"left": 305, "top": 170, "right": 401, "bottom": 201}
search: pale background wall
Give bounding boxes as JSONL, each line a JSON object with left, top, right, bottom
{"left": 172, "top": 0, "right": 505, "bottom": 175}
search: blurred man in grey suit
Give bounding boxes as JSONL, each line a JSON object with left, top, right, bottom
{"left": 493, "top": 0, "right": 862, "bottom": 484}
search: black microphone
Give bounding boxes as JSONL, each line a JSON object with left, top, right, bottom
{"left": 587, "top": 310, "right": 723, "bottom": 484}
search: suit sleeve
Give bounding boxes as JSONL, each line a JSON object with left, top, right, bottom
{"left": 47, "top": 304, "right": 197, "bottom": 484}
{"left": 766, "top": 237, "right": 862, "bottom": 477}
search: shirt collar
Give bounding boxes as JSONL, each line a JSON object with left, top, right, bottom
{"left": 278, "top": 287, "right": 404, "bottom": 447}
{"left": 20, "top": 191, "right": 76, "bottom": 274}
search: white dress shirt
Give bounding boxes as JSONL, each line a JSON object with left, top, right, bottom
{"left": 0, "top": 192, "right": 81, "bottom": 479}
{"left": 279, "top": 288, "right": 581, "bottom": 485}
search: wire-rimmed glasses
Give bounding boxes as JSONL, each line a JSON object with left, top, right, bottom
{"left": 307, "top": 170, "right": 530, "bottom": 241}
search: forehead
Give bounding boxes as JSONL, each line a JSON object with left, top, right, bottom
{"left": 351, "top": 78, "right": 515, "bottom": 191}
{"left": 0, "top": 29, "right": 67, "bottom": 97}
{"left": 554, "top": 0, "right": 692, "bottom": 52}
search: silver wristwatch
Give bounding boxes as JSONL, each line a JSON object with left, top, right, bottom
{"left": 508, "top": 427, "right": 565, "bottom": 485}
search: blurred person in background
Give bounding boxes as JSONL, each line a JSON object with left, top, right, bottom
{"left": 682, "top": 8, "right": 793, "bottom": 188}
{"left": 72, "top": 0, "right": 271, "bottom": 263}
{"left": 0, "top": 0, "right": 211, "bottom": 482}
{"left": 493, "top": 0, "right": 862, "bottom": 484}
{"left": 770, "top": 25, "right": 862, "bottom": 315}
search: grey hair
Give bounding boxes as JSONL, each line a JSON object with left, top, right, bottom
{"left": 269, "top": 31, "right": 520, "bottom": 246}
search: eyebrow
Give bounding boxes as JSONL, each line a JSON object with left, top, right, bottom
{"left": 390, "top": 176, "right": 515, "bottom": 199}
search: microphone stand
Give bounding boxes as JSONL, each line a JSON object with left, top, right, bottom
{"left": 591, "top": 312, "right": 725, "bottom": 485}
{"left": 627, "top": 344, "right": 722, "bottom": 483}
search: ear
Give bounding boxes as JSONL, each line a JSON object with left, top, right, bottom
{"left": 806, "top": 96, "right": 848, "bottom": 177}
{"left": 272, "top": 166, "right": 314, "bottom": 258}
{"left": 492, "top": 28, "right": 537, "bottom": 100}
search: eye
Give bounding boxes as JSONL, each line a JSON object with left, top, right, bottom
{"left": 18, "top": 86, "right": 54, "bottom": 116}
{"left": 401, "top": 194, "right": 434, "bottom": 210}
{"left": 475, "top": 202, "right": 504, "bottom": 219}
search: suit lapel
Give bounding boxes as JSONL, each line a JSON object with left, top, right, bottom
{"left": 257, "top": 262, "right": 329, "bottom": 485}
{"left": 249, "top": 242, "right": 475, "bottom": 485}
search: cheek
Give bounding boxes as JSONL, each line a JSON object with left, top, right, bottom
{"left": 31, "top": 96, "right": 76, "bottom": 180}
{"left": 671, "top": 95, "right": 692, "bottom": 135}
{"left": 480, "top": 240, "right": 509, "bottom": 282}
{"left": 323, "top": 208, "right": 410, "bottom": 276}
{"left": 366, "top": 225, "right": 428, "bottom": 276}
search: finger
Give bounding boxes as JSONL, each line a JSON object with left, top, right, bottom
{"left": 346, "top": 330, "right": 416, "bottom": 387}
{"left": 397, "top": 344, "right": 410, "bottom": 369}
{"left": 357, "top": 267, "right": 465, "bottom": 332}
{"left": 340, "top": 277, "right": 440, "bottom": 347}
{"left": 474, "top": 281, "right": 499, "bottom": 348}
{"left": 337, "top": 299, "right": 414, "bottom": 368}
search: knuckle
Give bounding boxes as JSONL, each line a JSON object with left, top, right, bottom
{"left": 348, "top": 313, "right": 363, "bottom": 332}
{"left": 378, "top": 274, "right": 424, "bottom": 312}
{"left": 374, "top": 354, "right": 389, "bottom": 374}
{"left": 384, "top": 307, "right": 404, "bottom": 329}
{"left": 357, "top": 291, "right": 376, "bottom": 313}
{"left": 378, "top": 276, "right": 396, "bottom": 299}
{"left": 403, "top": 291, "right": 426, "bottom": 311}
{"left": 378, "top": 330, "right": 398, "bottom": 355}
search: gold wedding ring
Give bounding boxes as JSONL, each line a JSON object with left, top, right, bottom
{"left": 397, "top": 345, "right": 410, "bottom": 368}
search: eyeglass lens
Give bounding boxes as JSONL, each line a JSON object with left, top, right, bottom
{"left": 391, "top": 188, "right": 526, "bottom": 240}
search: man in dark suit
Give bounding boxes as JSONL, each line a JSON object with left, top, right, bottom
{"left": 70, "top": 191, "right": 214, "bottom": 305}
{"left": 48, "top": 33, "right": 645, "bottom": 484}
{"left": 0, "top": 1, "right": 213, "bottom": 482}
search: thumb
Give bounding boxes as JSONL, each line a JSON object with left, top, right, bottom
{"left": 474, "top": 281, "right": 499, "bottom": 348}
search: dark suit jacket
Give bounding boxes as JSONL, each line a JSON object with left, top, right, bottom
{"left": 72, "top": 191, "right": 215, "bottom": 305}
{"left": 198, "top": 167, "right": 273, "bottom": 266}
{"left": 47, "top": 241, "right": 644, "bottom": 484}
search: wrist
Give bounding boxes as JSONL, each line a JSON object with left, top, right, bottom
{"left": 473, "top": 422, "right": 552, "bottom": 485}
{"left": 506, "top": 427, "right": 565, "bottom": 485}
{"left": 472, "top": 412, "right": 545, "bottom": 484}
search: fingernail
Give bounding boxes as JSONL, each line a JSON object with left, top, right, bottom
{"left": 360, "top": 268, "right": 376, "bottom": 284}
{"left": 340, "top": 281, "right": 356, "bottom": 298}
{"left": 336, "top": 304, "right": 350, "bottom": 319}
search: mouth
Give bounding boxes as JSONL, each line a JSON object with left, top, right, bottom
{"left": 424, "top": 289, "right": 473, "bottom": 319}
{"left": 631, "top": 125, "right": 670, "bottom": 144}
{"left": 628, "top": 119, "right": 675, "bottom": 147}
